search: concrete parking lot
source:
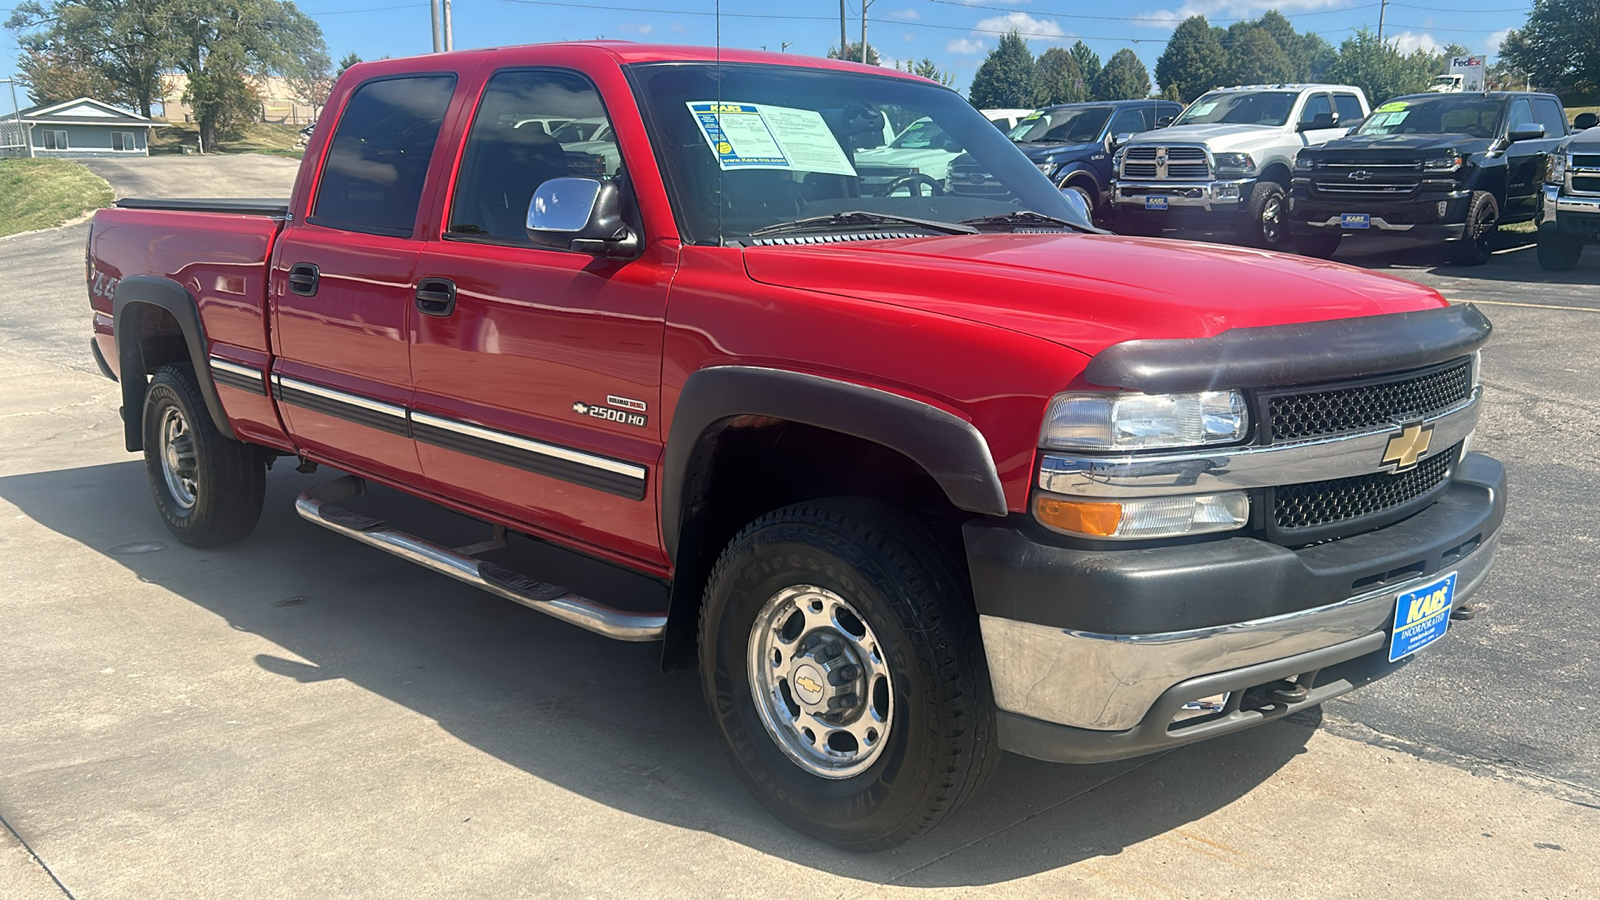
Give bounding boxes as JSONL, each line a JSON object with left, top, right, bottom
{"left": 2, "top": 157, "right": 1598, "bottom": 898}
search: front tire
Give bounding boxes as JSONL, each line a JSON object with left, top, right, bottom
{"left": 142, "top": 365, "right": 266, "bottom": 547}
{"left": 1448, "top": 191, "right": 1498, "bottom": 266}
{"left": 698, "top": 499, "right": 997, "bottom": 851}
{"left": 1238, "top": 182, "right": 1288, "bottom": 249}
{"left": 1536, "top": 228, "right": 1585, "bottom": 271}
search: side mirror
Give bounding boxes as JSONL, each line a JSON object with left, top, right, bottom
{"left": 526, "top": 177, "right": 640, "bottom": 259}
{"left": 1154, "top": 116, "right": 1174, "bottom": 129}
{"left": 1298, "top": 112, "right": 1336, "bottom": 132}
{"left": 1575, "top": 112, "right": 1599, "bottom": 130}
{"left": 1111, "top": 132, "right": 1135, "bottom": 149}
{"left": 1507, "top": 124, "right": 1546, "bottom": 143}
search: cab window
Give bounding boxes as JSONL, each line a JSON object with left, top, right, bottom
{"left": 1299, "top": 94, "right": 1333, "bottom": 125}
{"left": 447, "top": 69, "right": 620, "bottom": 243}
{"left": 1333, "top": 93, "right": 1364, "bottom": 123}
{"left": 1108, "top": 107, "right": 1147, "bottom": 138}
{"left": 1531, "top": 98, "right": 1566, "bottom": 138}
{"left": 312, "top": 75, "right": 456, "bottom": 236}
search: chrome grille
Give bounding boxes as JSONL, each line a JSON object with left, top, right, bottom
{"left": 1273, "top": 442, "right": 1458, "bottom": 532}
{"left": 1264, "top": 358, "right": 1474, "bottom": 444}
{"left": 1572, "top": 154, "right": 1600, "bottom": 169}
{"left": 1122, "top": 146, "right": 1209, "bottom": 180}
{"left": 1313, "top": 182, "right": 1421, "bottom": 195}
{"left": 1573, "top": 175, "right": 1600, "bottom": 194}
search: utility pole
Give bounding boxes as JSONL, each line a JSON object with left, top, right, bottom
{"left": 430, "top": 0, "right": 442, "bottom": 52}
{"left": 839, "top": 0, "right": 848, "bottom": 62}
{"left": 861, "top": 0, "right": 874, "bottom": 64}
{"left": 442, "top": 0, "right": 454, "bottom": 51}
{"left": 1377, "top": 0, "right": 1388, "bottom": 44}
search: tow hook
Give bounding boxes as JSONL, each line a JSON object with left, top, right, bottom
{"left": 296, "top": 457, "right": 319, "bottom": 474}
{"left": 1243, "top": 679, "right": 1309, "bottom": 709}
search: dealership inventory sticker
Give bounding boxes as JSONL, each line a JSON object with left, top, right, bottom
{"left": 687, "top": 101, "right": 857, "bottom": 176}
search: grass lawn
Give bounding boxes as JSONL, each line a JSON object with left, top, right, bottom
{"left": 151, "top": 121, "right": 305, "bottom": 158}
{"left": 0, "top": 158, "right": 116, "bottom": 238}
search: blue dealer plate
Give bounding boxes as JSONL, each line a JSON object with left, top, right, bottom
{"left": 1389, "top": 571, "right": 1458, "bottom": 662}
{"left": 1341, "top": 213, "right": 1371, "bottom": 229}
{"left": 1145, "top": 196, "right": 1169, "bottom": 210}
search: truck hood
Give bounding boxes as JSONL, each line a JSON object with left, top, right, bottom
{"left": 1017, "top": 141, "right": 1101, "bottom": 163}
{"left": 1308, "top": 133, "right": 1493, "bottom": 155}
{"left": 1125, "top": 123, "right": 1278, "bottom": 152}
{"left": 1560, "top": 128, "right": 1600, "bottom": 151}
{"left": 743, "top": 233, "right": 1445, "bottom": 359}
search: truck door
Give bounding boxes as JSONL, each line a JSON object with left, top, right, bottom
{"left": 269, "top": 74, "right": 459, "bottom": 485}
{"left": 410, "top": 68, "right": 671, "bottom": 566}
{"left": 1501, "top": 98, "right": 1553, "bottom": 220}
{"left": 1297, "top": 93, "right": 1345, "bottom": 145}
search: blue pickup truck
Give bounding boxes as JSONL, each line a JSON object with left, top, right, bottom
{"left": 989, "top": 100, "right": 1183, "bottom": 214}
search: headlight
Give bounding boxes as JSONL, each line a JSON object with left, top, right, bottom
{"left": 1040, "top": 391, "right": 1249, "bottom": 451}
{"left": 1112, "top": 149, "right": 1126, "bottom": 170}
{"left": 1035, "top": 161, "right": 1056, "bottom": 175}
{"left": 1294, "top": 156, "right": 1315, "bottom": 171}
{"left": 1423, "top": 154, "right": 1464, "bottom": 173}
{"left": 1034, "top": 491, "right": 1250, "bottom": 539}
{"left": 1548, "top": 152, "right": 1568, "bottom": 184}
{"left": 1214, "top": 152, "right": 1255, "bottom": 176}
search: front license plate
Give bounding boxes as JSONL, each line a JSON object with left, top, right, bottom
{"left": 1341, "top": 213, "right": 1371, "bottom": 229}
{"left": 1145, "top": 196, "right": 1169, "bottom": 210}
{"left": 1389, "top": 572, "right": 1458, "bottom": 662}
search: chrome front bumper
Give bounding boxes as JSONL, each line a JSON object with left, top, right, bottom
{"left": 981, "top": 527, "right": 1498, "bottom": 733}
{"left": 1543, "top": 183, "right": 1600, "bottom": 225}
{"left": 1113, "top": 178, "right": 1253, "bottom": 212}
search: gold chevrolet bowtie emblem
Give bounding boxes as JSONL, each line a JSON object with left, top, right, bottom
{"left": 795, "top": 674, "right": 823, "bottom": 696}
{"left": 1382, "top": 423, "right": 1434, "bottom": 472}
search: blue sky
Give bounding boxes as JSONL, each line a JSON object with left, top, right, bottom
{"left": 1, "top": 0, "right": 1533, "bottom": 106}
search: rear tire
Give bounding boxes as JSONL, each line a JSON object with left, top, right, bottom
{"left": 1292, "top": 230, "right": 1342, "bottom": 259}
{"left": 1238, "top": 182, "right": 1288, "bottom": 249}
{"left": 142, "top": 365, "right": 266, "bottom": 547}
{"left": 1448, "top": 191, "right": 1498, "bottom": 266}
{"left": 698, "top": 498, "right": 997, "bottom": 851}
{"left": 1536, "top": 229, "right": 1584, "bottom": 271}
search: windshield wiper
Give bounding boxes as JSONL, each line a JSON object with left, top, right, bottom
{"left": 959, "top": 211, "right": 1096, "bottom": 233}
{"left": 746, "top": 211, "right": 977, "bottom": 239}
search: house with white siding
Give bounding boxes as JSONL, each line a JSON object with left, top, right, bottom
{"left": 14, "top": 98, "right": 163, "bottom": 158}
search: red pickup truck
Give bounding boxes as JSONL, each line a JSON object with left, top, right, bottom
{"left": 86, "top": 43, "right": 1504, "bottom": 850}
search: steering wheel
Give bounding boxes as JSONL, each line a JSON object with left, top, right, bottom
{"left": 882, "top": 173, "right": 944, "bottom": 198}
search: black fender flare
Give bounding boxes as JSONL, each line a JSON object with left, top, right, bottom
{"left": 112, "top": 275, "right": 237, "bottom": 451}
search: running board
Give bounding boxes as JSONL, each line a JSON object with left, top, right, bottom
{"left": 294, "top": 475, "right": 667, "bottom": 642}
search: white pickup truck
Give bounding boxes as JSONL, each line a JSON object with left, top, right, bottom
{"left": 1111, "top": 84, "right": 1370, "bottom": 248}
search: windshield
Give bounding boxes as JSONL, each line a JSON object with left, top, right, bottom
{"left": 1357, "top": 96, "right": 1501, "bottom": 138}
{"left": 629, "top": 62, "right": 1087, "bottom": 245}
{"left": 1173, "top": 91, "right": 1298, "bottom": 127}
{"left": 1009, "top": 107, "right": 1112, "bottom": 143}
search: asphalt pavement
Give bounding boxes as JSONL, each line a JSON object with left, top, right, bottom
{"left": 1, "top": 157, "right": 1597, "bottom": 898}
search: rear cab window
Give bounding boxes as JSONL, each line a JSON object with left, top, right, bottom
{"left": 1333, "top": 93, "right": 1364, "bottom": 124}
{"left": 311, "top": 75, "right": 458, "bottom": 236}
{"left": 1531, "top": 98, "right": 1567, "bottom": 138}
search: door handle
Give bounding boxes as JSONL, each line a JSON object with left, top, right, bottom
{"left": 415, "top": 278, "right": 457, "bottom": 317}
{"left": 288, "top": 263, "right": 319, "bottom": 296}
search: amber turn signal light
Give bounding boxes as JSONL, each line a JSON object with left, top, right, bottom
{"left": 1034, "top": 496, "right": 1123, "bottom": 537}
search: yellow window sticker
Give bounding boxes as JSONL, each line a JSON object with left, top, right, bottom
{"left": 686, "top": 101, "right": 858, "bottom": 176}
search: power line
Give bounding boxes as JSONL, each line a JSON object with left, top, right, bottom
{"left": 914, "top": 0, "right": 1382, "bottom": 25}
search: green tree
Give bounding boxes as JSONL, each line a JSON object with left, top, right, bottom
{"left": 968, "top": 31, "right": 1035, "bottom": 108}
{"left": 14, "top": 45, "right": 123, "bottom": 107}
{"left": 898, "top": 57, "right": 955, "bottom": 87}
{"left": 1156, "top": 15, "right": 1226, "bottom": 102}
{"left": 1297, "top": 32, "right": 1339, "bottom": 82}
{"left": 1033, "top": 46, "right": 1086, "bottom": 105}
{"left": 336, "top": 52, "right": 362, "bottom": 77}
{"left": 1327, "top": 28, "right": 1441, "bottom": 105}
{"left": 1226, "top": 26, "right": 1295, "bottom": 86}
{"left": 5, "top": 0, "right": 170, "bottom": 116}
{"left": 1498, "top": 0, "right": 1600, "bottom": 97}
{"left": 1092, "top": 48, "right": 1151, "bottom": 101}
{"left": 1068, "top": 40, "right": 1101, "bottom": 88}
{"left": 827, "top": 42, "right": 880, "bottom": 66}
{"left": 287, "top": 47, "right": 333, "bottom": 118}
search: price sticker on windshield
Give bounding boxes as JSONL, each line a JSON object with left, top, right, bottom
{"left": 687, "top": 101, "right": 857, "bottom": 176}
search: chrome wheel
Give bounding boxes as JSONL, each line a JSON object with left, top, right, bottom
{"left": 1260, "top": 193, "right": 1284, "bottom": 244}
{"left": 158, "top": 405, "right": 199, "bottom": 509}
{"left": 747, "top": 585, "right": 893, "bottom": 779}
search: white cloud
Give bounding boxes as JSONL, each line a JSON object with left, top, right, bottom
{"left": 669, "top": 22, "right": 687, "bottom": 34}
{"left": 887, "top": 8, "right": 919, "bottom": 20}
{"left": 1390, "top": 31, "right": 1441, "bottom": 55}
{"left": 618, "top": 22, "right": 654, "bottom": 36}
{"left": 1485, "top": 28, "right": 1511, "bottom": 55}
{"left": 947, "top": 37, "right": 988, "bottom": 54}
{"left": 973, "top": 12, "right": 1066, "bottom": 41}
{"left": 903, "top": 32, "right": 915, "bottom": 42}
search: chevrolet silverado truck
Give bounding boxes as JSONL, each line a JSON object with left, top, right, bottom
{"left": 1536, "top": 116, "right": 1600, "bottom": 270}
{"left": 1111, "top": 84, "right": 1369, "bottom": 248}
{"left": 1290, "top": 92, "right": 1569, "bottom": 264}
{"left": 87, "top": 44, "right": 1504, "bottom": 851}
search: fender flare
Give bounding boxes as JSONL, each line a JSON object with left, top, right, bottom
{"left": 112, "top": 275, "right": 237, "bottom": 451}
{"left": 660, "top": 366, "right": 1007, "bottom": 564}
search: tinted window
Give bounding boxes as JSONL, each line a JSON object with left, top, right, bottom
{"left": 1011, "top": 107, "right": 1112, "bottom": 143}
{"left": 1173, "top": 91, "right": 1298, "bottom": 127}
{"left": 1531, "top": 98, "right": 1566, "bottom": 137}
{"left": 1299, "top": 93, "right": 1333, "bottom": 124}
{"left": 313, "top": 75, "right": 456, "bottom": 236}
{"left": 1109, "top": 108, "right": 1148, "bottom": 137}
{"left": 1358, "top": 95, "right": 1499, "bottom": 137}
{"left": 1333, "top": 93, "right": 1364, "bottom": 123}
{"left": 448, "top": 69, "right": 617, "bottom": 243}
{"left": 1506, "top": 99, "right": 1535, "bottom": 132}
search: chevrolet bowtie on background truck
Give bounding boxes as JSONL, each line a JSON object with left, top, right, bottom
{"left": 86, "top": 43, "right": 1504, "bottom": 851}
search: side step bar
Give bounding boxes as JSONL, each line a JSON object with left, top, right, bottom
{"left": 294, "top": 475, "right": 667, "bottom": 642}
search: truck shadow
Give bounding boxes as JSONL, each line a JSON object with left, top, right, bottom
{"left": 0, "top": 461, "right": 1316, "bottom": 885}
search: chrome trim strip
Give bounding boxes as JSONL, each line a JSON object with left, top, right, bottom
{"left": 409, "top": 411, "right": 646, "bottom": 481}
{"left": 1311, "top": 214, "right": 1416, "bottom": 230}
{"left": 295, "top": 475, "right": 665, "bottom": 641}
{"left": 208, "top": 357, "right": 260, "bottom": 380}
{"left": 1555, "top": 194, "right": 1600, "bottom": 213}
{"left": 277, "top": 375, "right": 407, "bottom": 419}
{"left": 981, "top": 530, "right": 1499, "bottom": 730}
{"left": 1039, "top": 390, "right": 1479, "bottom": 498}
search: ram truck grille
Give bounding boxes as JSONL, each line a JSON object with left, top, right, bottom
{"left": 1272, "top": 442, "right": 1459, "bottom": 532}
{"left": 1264, "top": 358, "right": 1474, "bottom": 443}
{"left": 1122, "top": 146, "right": 1209, "bottom": 180}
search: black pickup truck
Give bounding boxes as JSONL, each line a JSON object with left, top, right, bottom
{"left": 1289, "top": 92, "right": 1569, "bottom": 264}
{"left": 1537, "top": 114, "right": 1600, "bottom": 270}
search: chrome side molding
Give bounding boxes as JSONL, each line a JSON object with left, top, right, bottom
{"left": 293, "top": 475, "right": 666, "bottom": 642}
